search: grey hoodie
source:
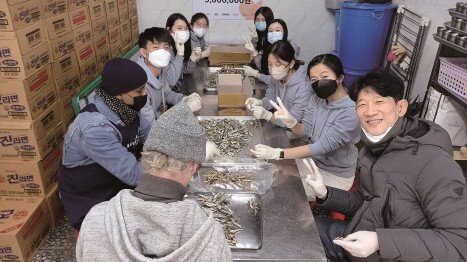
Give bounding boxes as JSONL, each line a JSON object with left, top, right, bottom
{"left": 262, "top": 64, "right": 313, "bottom": 127}
{"left": 303, "top": 94, "right": 360, "bottom": 178}
{"left": 137, "top": 56, "right": 184, "bottom": 122}
{"left": 320, "top": 117, "right": 467, "bottom": 261}
{"left": 76, "top": 189, "right": 233, "bottom": 262}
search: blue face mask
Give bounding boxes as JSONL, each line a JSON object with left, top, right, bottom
{"left": 267, "top": 31, "right": 283, "bottom": 44}
{"left": 255, "top": 21, "right": 267, "bottom": 31}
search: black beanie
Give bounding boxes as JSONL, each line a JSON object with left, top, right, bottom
{"left": 101, "top": 58, "right": 148, "bottom": 96}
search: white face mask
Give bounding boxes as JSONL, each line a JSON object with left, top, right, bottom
{"left": 148, "top": 49, "right": 171, "bottom": 68}
{"left": 267, "top": 31, "right": 283, "bottom": 44}
{"left": 361, "top": 126, "right": 393, "bottom": 143}
{"left": 269, "top": 65, "right": 289, "bottom": 80}
{"left": 193, "top": 26, "right": 207, "bottom": 38}
{"left": 175, "top": 30, "right": 190, "bottom": 44}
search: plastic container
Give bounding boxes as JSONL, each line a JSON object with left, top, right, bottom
{"left": 438, "top": 57, "right": 467, "bottom": 100}
{"left": 188, "top": 159, "right": 278, "bottom": 195}
{"left": 338, "top": 2, "right": 397, "bottom": 74}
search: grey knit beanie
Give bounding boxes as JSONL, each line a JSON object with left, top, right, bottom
{"left": 143, "top": 101, "right": 206, "bottom": 163}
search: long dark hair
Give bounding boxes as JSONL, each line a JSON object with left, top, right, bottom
{"left": 190, "top": 12, "right": 209, "bottom": 27}
{"left": 166, "top": 13, "right": 192, "bottom": 62}
{"left": 268, "top": 40, "right": 302, "bottom": 70}
{"left": 260, "top": 19, "right": 289, "bottom": 74}
{"left": 254, "top": 6, "right": 274, "bottom": 52}
{"left": 307, "top": 54, "right": 344, "bottom": 80}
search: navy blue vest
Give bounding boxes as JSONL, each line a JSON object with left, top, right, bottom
{"left": 58, "top": 104, "right": 143, "bottom": 230}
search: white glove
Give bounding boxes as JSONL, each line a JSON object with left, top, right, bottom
{"left": 190, "top": 47, "right": 202, "bottom": 62}
{"left": 270, "top": 97, "right": 297, "bottom": 128}
{"left": 171, "top": 33, "right": 185, "bottom": 56}
{"left": 244, "top": 37, "right": 258, "bottom": 57}
{"left": 205, "top": 141, "right": 221, "bottom": 161}
{"left": 333, "top": 231, "right": 379, "bottom": 258}
{"left": 243, "top": 65, "right": 259, "bottom": 78}
{"left": 250, "top": 144, "right": 282, "bottom": 160}
{"left": 201, "top": 46, "right": 211, "bottom": 58}
{"left": 303, "top": 158, "right": 327, "bottom": 199}
{"left": 249, "top": 26, "right": 258, "bottom": 42}
{"left": 183, "top": 93, "right": 202, "bottom": 112}
{"left": 245, "top": 97, "right": 262, "bottom": 110}
{"left": 251, "top": 105, "right": 272, "bottom": 121}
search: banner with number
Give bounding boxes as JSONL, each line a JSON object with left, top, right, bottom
{"left": 192, "top": 0, "right": 263, "bottom": 20}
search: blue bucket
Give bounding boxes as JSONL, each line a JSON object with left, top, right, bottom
{"left": 338, "top": 2, "right": 397, "bottom": 74}
{"left": 343, "top": 67, "right": 369, "bottom": 89}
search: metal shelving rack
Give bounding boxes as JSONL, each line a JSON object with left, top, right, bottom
{"left": 384, "top": 5, "right": 430, "bottom": 99}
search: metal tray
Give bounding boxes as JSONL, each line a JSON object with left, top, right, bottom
{"left": 198, "top": 116, "right": 264, "bottom": 158}
{"left": 187, "top": 192, "right": 262, "bottom": 249}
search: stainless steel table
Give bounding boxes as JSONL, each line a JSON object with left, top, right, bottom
{"left": 180, "top": 67, "right": 327, "bottom": 261}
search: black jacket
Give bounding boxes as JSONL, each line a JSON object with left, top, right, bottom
{"left": 319, "top": 117, "right": 467, "bottom": 261}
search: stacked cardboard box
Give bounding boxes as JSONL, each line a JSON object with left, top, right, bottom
{"left": 0, "top": 196, "right": 51, "bottom": 262}
{"left": 217, "top": 73, "right": 254, "bottom": 116}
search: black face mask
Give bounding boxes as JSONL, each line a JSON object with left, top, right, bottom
{"left": 128, "top": 95, "right": 147, "bottom": 112}
{"left": 312, "top": 79, "right": 338, "bottom": 99}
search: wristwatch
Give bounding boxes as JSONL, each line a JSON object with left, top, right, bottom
{"left": 279, "top": 150, "right": 285, "bottom": 159}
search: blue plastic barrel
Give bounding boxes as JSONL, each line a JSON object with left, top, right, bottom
{"left": 343, "top": 68, "right": 367, "bottom": 88}
{"left": 338, "top": 2, "right": 397, "bottom": 74}
{"left": 332, "top": 10, "right": 341, "bottom": 56}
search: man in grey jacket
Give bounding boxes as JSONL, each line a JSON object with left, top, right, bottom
{"left": 306, "top": 71, "right": 467, "bottom": 261}
{"left": 76, "top": 101, "right": 232, "bottom": 262}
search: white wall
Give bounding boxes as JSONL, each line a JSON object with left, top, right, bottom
{"left": 136, "top": 0, "right": 458, "bottom": 99}
{"left": 136, "top": 0, "right": 336, "bottom": 66}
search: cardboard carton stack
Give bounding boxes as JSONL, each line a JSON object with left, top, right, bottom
{"left": 0, "top": 0, "right": 142, "bottom": 259}
{"left": 217, "top": 73, "right": 254, "bottom": 116}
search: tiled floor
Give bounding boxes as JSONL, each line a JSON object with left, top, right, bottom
{"left": 32, "top": 216, "right": 77, "bottom": 262}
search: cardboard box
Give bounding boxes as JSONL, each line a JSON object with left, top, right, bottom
{"left": 0, "top": 63, "right": 54, "bottom": 104}
{"left": 49, "top": 31, "right": 75, "bottom": 59}
{"left": 0, "top": 0, "right": 42, "bottom": 31}
{"left": 45, "top": 183, "right": 63, "bottom": 226}
{"left": 217, "top": 73, "right": 248, "bottom": 116}
{"left": 127, "top": 0, "right": 135, "bottom": 5}
{"left": 0, "top": 42, "right": 51, "bottom": 80}
{"left": 0, "top": 118, "right": 64, "bottom": 161}
{"left": 0, "top": 196, "right": 51, "bottom": 262}
{"left": 53, "top": 53, "right": 81, "bottom": 98}
{"left": 130, "top": 14, "right": 137, "bottom": 30}
{"left": 93, "top": 31, "right": 109, "bottom": 53}
{"left": 120, "top": 21, "right": 131, "bottom": 47}
{"left": 74, "top": 42, "right": 94, "bottom": 67}
{"left": 69, "top": 6, "right": 90, "bottom": 30}
{"left": 209, "top": 45, "right": 250, "bottom": 66}
{"left": 44, "top": 12, "right": 71, "bottom": 40}
{"left": 128, "top": 3, "right": 136, "bottom": 18}
{"left": 90, "top": 15, "right": 107, "bottom": 36}
{"left": 88, "top": 0, "right": 105, "bottom": 21}
{"left": 131, "top": 26, "right": 138, "bottom": 43}
{"left": 106, "top": 8, "right": 119, "bottom": 29}
{"left": 79, "top": 56, "right": 97, "bottom": 83}
{"left": 118, "top": 5, "right": 128, "bottom": 23}
{"left": 58, "top": 87, "right": 78, "bottom": 127}
{"left": 95, "top": 45, "right": 110, "bottom": 70}
{"left": 0, "top": 21, "right": 47, "bottom": 57}
{"left": 0, "top": 129, "right": 62, "bottom": 197}
{"left": 52, "top": 51, "right": 79, "bottom": 79}
{"left": 72, "top": 22, "right": 92, "bottom": 48}
{"left": 68, "top": 0, "right": 87, "bottom": 11}
{"left": 41, "top": 0, "right": 68, "bottom": 18}
{"left": 104, "top": 0, "right": 117, "bottom": 14}
{"left": 109, "top": 39, "right": 121, "bottom": 58}
{"left": 0, "top": 66, "right": 57, "bottom": 122}
{"left": 108, "top": 25, "right": 120, "bottom": 43}
{"left": 116, "top": 0, "right": 127, "bottom": 10}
